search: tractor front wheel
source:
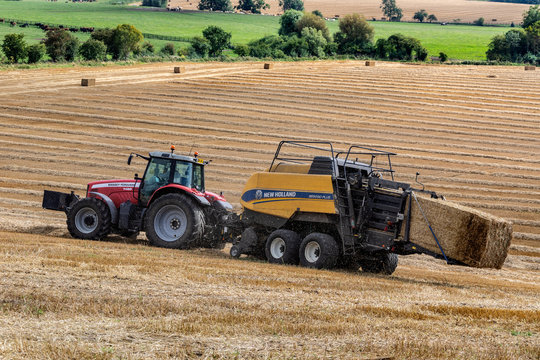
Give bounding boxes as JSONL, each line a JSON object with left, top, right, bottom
{"left": 145, "top": 193, "right": 204, "bottom": 249}
{"left": 67, "top": 197, "right": 111, "bottom": 240}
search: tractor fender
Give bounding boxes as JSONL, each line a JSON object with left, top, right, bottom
{"left": 147, "top": 185, "right": 210, "bottom": 208}
{"left": 89, "top": 192, "right": 118, "bottom": 224}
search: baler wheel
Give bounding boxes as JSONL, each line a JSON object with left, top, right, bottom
{"left": 66, "top": 197, "right": 111, "bottom": 240}
{"left": 299, "top": 233, "right": 339, "bottom": 269}
{"left": 361, "top": 253, "right": 398, "bottom": 275}
{"left": 265, "top": 229, "right": 301, "bottom": 265}
{"left": 230, "top": 245, "right": 241, "bottom": 258}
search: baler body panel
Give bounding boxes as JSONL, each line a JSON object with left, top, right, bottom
{"left": 240, "top": 172, "right": 336, "bottom": 220}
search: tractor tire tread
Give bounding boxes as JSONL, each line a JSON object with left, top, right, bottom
{"left": 66, "top": 197, "right": 111, "bottom": 240}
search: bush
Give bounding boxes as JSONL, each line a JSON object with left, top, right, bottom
{"left": 44, "top": 29, "right": 78, "bottom": 62}
{"left": 190, "top": 36, "right": 210, "bottom": 57}
{"left": 79, "top": 39, "right": 107, "bottom": 61}
{"left": 281, "top": 34, "right": 308, "bottom": 57}
{"left": 296, "top": 13, "right": 331, "bottom": 41}
{"left": 439, "top": 51, "right": 448, "bottom": 62}
{"left": 279, "top": 9, "right": 303, "bottom": 36}
{"left": 474, "top": 17, "right": 485, "bottom": 26}
{"left": 486, "top": 29, "right": 528, "bottom": 61}
{"left": 427, "top": 14, "right": 438, "bottom": 23}
{"left": 248, "top": 35, "right": 284, "bottom": 57}
{"left": 1, "top": 33, "right": 27, "bottom": 63}
{"left": 312, "top": 10, "right": 323, "bottom": 18}
{"left": 376, "top": 33, "right": 427, "bottom": 61}
{"left": 142, "top": 0, "right": 166, "bottom": 6}
{"left": 202, "top": 25, "right": 231, "bottom": 57}
{"left": 198, "top": 0, "right": 233, "bottom": 11}
{"left": 233, "top": 44, "right": 249, "bottom": 56}
{"left": 161, "top": 42, "right": 175, "bottom": 55}
{"left": 142, "top": 41, "right": 155, "bottom": 53}
{"left": 522, "top": 5, "right": 540, "bottom": 28}
{"left": 27, "top": 43, "right": 45, "bottom": 64}
{"left": 236, "top": 0, "right": 269, "bottom": 14}
{"left": 324, "top": 41, "right": 338, "bottom": 56}
{"left": 334, "top": 13, "right": 374, "bottom": 55}
{"left": 110, "top": 24, "right": 143, "bottom": 60}
{"left": 279, "top": 0, "right": 303, "bottom": 11}
{"left": 90, "top": 28, "right": 115, "bottom": 54}
{"left": 301, "top": 27, "right": 327, "bottom": 57}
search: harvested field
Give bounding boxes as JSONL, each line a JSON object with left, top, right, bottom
{"left": 0, "top": 61, "right": 539, "bottom": 358}
{"left": 169, "top": 0, "right": 531, "bottom": 23}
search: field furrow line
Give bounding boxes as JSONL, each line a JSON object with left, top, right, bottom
{"left": 68, "top": 93, "right": 540, "bottom": 139}
{"left": 174, "top": 82, "right": 540, "bottom": 126}
{"left": 238, "top": 73, "right": 540, "bottom": 111}
{"left": 247, "top": 71, "right": 540, "bottom": 99}
{"left": 430, "top": 184, "right": 540, "bottom": 197}
{"left": 0, "top": 177, "right": 86, "bottom": 191}
{"left": 2, "top": 117, "right": 540, "bottom": 177}
{"left": 508, "top": 219, "right": 540, "bottom": 227}
{"left": 0, "top": 139, "right": 267, "bottom": 167}
{"left": 0, "top": 187, "right": 42, "bottom": 196}
{"left": 453, "top": 202, "right": 540, "bottom": 213}
{"left": 442, "top": 192, "right": 540, "bottom": 205}
{"left": 397, "top": 173, "right": 540, "bottom": 191}
{"left": 513, "top": 232, "right": 540, "bottom": 241}
{"left": 194, "top": 77, "right": 540, "bottom": 119}
{"left": 6, "top": 99, "right": 540, "bottom": 156}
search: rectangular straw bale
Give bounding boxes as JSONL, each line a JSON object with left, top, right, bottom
{"left": 264, "top": 63, "right": 274, "bottom": 69}
{"left": 524, "top": 66, "right": 536, "bottom": 71}
{"left": 365, "top": 60, "right": 376, "bottom": 66}
{"left": 174, "top": 66, "right": 185, "bottom": 73}
{"left": 403, "top": 194, "right": 512, "bottom": 269}
{"left": 81, "top": 78, "right": 95, "bottom": 86}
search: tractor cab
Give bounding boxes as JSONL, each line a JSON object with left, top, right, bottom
{"left": 128, "top": 147, "right": 208, "bottom": 207}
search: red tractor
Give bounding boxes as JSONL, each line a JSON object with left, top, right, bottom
{"left": 42, "top": 147, "right": 233, "bottom": 249}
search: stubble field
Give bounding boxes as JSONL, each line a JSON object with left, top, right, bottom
{"left": 170, "top": 0, "right": 532, "bottom": 23}
{"left": 0, "top": 61, "right": 539, "bottom": 359}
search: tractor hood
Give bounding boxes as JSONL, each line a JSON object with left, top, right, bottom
{"left": 87, "top": 180, "right": 140, "bottom": 196}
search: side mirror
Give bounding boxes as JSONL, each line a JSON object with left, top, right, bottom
{"left": 134, "top": 173, "right": 139, "bottom": 180}
{"left": 127, "top": 154, "right": 133, "bottom": 165}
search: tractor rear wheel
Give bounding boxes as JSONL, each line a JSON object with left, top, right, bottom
{"left": 360, "top": 253, "right": 398, "bottom": 275}
{"left": 265, "top": 229, "right": 301, "bottom": 265}
{"left": 145, "top": 193, "right": 204, "bottom": 249}
{"left": 299, "top": 233, "right": 339, "bottom": 269}
{"left": 67, "top": 197, "right": 111, "bottom": 240}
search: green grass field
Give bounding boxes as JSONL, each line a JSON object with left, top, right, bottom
{"left": 0, "top": 0, "right": 510, "bottom": 60}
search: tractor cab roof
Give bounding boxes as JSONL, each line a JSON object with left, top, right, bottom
{"left": 149, "top": 151, "right": 209, "bottom": 165}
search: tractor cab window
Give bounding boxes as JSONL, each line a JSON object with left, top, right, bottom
{"left": 140, "top": 157, "right": 173, "bottom": 205}
{"left": 173, "top": 161, "right": 192, "bottom": 188}
{"left": 172, "top": 161, "right": 204, "bottom": 192}
{"left": 192, "top": 164, "right": 203, "bottom": 192}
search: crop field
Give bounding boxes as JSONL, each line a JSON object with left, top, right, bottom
{"left": 169, "top": 0, "right": 531, "bottom": 23}
{"left": 0, "top": 0, "right": 515, "bottom": 60}
{"left": 0, "top": 61, "right": 539, "bottom": 358}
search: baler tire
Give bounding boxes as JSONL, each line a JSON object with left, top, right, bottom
{"left": 361, "top": 253, "right": 398, "bottom": 275}
{"left": 145, "top": 193, "right": 204, "bottom": 249}
{"left": 66, "top": 197, "right": 111, "bottom": 240}
{"left": 299, "top": 233, "right": 339, "bottom": 269}
{"left": 265, "top": 229, "right": 301, "bottom": 265}
{"left": 230, "top": 245, "right": 241, "bottom": 258}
